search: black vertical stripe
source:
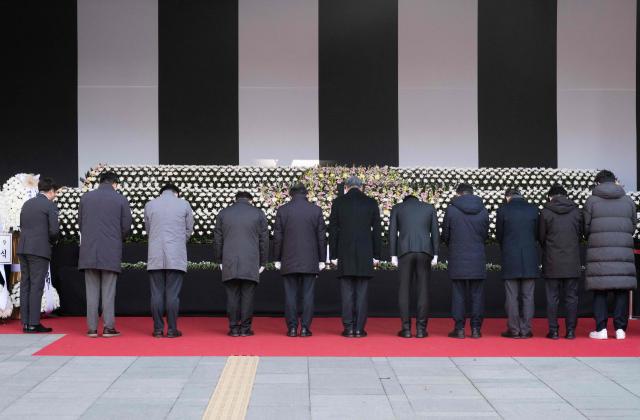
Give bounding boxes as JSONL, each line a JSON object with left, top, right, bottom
{"left": 159, "top": 0, "right": 239, "bottom": 165}
{"left": 478, "top": 0, "right": 557, "bottom": 168}
{"left": 319, "top": 0, "right": 398, "bottom": 167}
{"left": 637, "top": 0, "right": 639, "bottom": 190}
{"left": 1, "top": 0, "right": 78, "bottom": 186}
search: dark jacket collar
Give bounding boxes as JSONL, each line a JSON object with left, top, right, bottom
{"left": 346, "top": 188, "right": 363, "bottom": 197}
{"left": 98, "top": 182, "right": 115, "bottom": 191}
{"left": 236, "top": 197, "right": 252, "bottom": 205}
{"left": 291, "top": 193, "right": 308, "bottom": 201}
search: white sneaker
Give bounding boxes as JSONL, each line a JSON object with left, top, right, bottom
{"left": 589, "top": 329, "right": 608, "bottom": 340}
{"left": 616, "top": 329, "right": 626, "bottom": 340}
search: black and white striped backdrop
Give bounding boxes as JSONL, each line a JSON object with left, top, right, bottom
{"left": 2, "top": 0, "right": 638, "bottom": 189}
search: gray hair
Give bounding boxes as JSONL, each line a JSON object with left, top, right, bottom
{"left": 345, "top": 176, "right": 363, "bottom": 189}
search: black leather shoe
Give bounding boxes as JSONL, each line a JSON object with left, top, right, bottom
{"left": 565, "top": 329, "right": 576, "bottom": 340}
{"left": 22, "top": 324, "right": 28, "bottom": 333}
{"left": 354, "top": 330, "right": 367, "bottom": 338}
{"left": 501, "top": 330, "right": 520, "bottom": 339}
{"left": 152, "top": 330, "right": 164, "bottom": 338}
{"left": 546, "top": 330, "right": 559, "bottom": 340}
{"left": 341, "top": 329, "right": 355, "bottom": 338}
{"left": 87, "top": 330, "right": 98, "bottom": 338}
{"left": 102, "top": 327, "right": 120, "bottom": 337}
{"left": 471, "top": 328, "right": 482, "bottom": 339}
{"left": 448, "top": 329, "right": 465, "bottom": 339}
{"left": 415, "top": 330, "right": 428, "bottom": 338}
{"left": 228, "top": 329, "right": 240, "bottom": 337}
{"left": 25, "top": 324, "right": 52, "bottom": 333}
{"left": 240, "top": 329, "right": 254, "bottom": 337}
{"left": 167, "top": 330, "right": 182, "bottom": 338}
{"left": 287, "top": 327, "right": 298, "bottom": 337}
{"left": 520, "top": 331, "right": 533, "bottom": 339}
{"left": 300, "top": 328, "right": 312, "bottom": 337}
{"left": 397, "top": 330, "right": 412, "bottom": 338}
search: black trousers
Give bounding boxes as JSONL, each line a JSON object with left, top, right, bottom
{"left": 340, "top": 276, "right": 369, "bottom": 332}
{"left": 283, "top": 274, "right": 316, "bottom": 330}
{"left": 149, "top": 270, "right": 184, "bottom": 333}
{"left": 545, "top": 278, "right": 579, "bottom": 332}
{"left": 224, "top": 279, "right": 257, "bottom": 331}
{"left": 18, "top": 254, "right": 49, "bottom": 326}
{"left": 593, "top": 289, "right": 629, "bottom": 332}
{"left": 398, "top": 253, "right": 430, "bottom": 331}
{"left": 451, "top": 279, "right": 484, "bottom": 330}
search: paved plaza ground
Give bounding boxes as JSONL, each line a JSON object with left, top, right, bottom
{"left": 0, "top": 334, "right": 639, "bottom": 419}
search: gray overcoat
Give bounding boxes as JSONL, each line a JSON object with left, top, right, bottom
{"left": 144, "top": 190, "right": 194, "bottom": 272}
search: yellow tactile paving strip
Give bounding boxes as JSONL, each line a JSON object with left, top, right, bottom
{"left": 202, "top": 356, "right": 260, "bottom": 420}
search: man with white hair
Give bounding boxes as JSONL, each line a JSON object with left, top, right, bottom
{"left": 329, "top": 176, "right": 382, "bottom": 338}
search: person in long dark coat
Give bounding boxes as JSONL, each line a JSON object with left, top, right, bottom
{"left": 584, "top": 170, "right": 637, "bottom": 340}
{"left": 539, "top": 184, "right": 582, "bottom": 340}
{"left": 496, "top": 188, "right": 540, "bottom": 339}
{"left": 328, "top": 176, "right": 382, "bottom": 338}
{"left": 273, "top": 183, "right": 327, "bottom": 337}
{"left": 389, "top": 195, "right": 439, "bottom": 338}
{"left": 441, "top": 183, "right": 489, "bottom": 339}
{"left": 17, "top": 177, "right": 60, "bottom": 333}
{"left": 213, "top": 191, "right": 269, "bottom": 337}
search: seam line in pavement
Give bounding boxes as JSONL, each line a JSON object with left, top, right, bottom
{"left": 450, "top": 357, "right": 505, "bottom": 420}
{"left": 575, "top": 357, "right": 640, "bottom": 399}
{"left": 202, "top": 356, "right": 259, "bottom": 420}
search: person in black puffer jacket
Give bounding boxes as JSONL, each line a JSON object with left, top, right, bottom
{"left": 539, "top": 184, "right": 583, "bottom": 340}
{"left": 442, "top": 183, "right": 489, "bottom": 339}
{"left": 584, "top": 170, "right": 637, "bottom": 340}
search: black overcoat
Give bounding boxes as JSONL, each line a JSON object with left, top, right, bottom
{"left": 496, "top": 196, "right": 540, "bottom": 280}
{"left": 539, "top": 196, "right": 583, "bottom": 279}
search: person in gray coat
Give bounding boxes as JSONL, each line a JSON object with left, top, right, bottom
{"left": 273, "top": 183, "right": 327, "bottom": 337}
{"left": 213, "top": 191, "right": 269, "bottom": 337}
{"left": 78, "top": 171, "right": 132, "bottom": 338}
{"left": 144, "top": 183, "right": 194, "bottom": 338}
{"left": 17, "top": 177, "right": 60, "bottom": 333}
{"left": 389, "top": 195, "right": 439, "bottom": 338}
{"left": 584, "top": 170, "right": 637, "bottom": 340}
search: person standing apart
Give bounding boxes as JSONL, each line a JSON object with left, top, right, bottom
{"left": 442, "top": 183, "right": 489, "bottom": 339}
{"left": 389, "top": 194, "right": 439, "bottom": 338}
{"left": 213, "top": 191, "right": 269, "bottom": 337}
{"left": 273, "top": 183, "right": 326, "bottom": 337}
{"left": 17, "top": 177, "right": 60, "bottom": 333}
{"left": 329, "top": 176, "right": 382, "bottom": 338}
{"left": 584, "top": 170, "right": 637, "bottom": 340}
{"left": 144, "top": 183, "right": 194, "bottom": 338}
{"left": 497, "top": 188, "right": 540, "bottom": 339}
{"left": 539, "top": 184, "right": 582, "bottom": 340}
{"left": 78, "top": 171, "right": 132, "bottom": 338}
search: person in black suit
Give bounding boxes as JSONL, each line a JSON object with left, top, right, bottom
{"left": 539, "top": 184, "right": 583, "bottom": 340}
{"left": 497, "top": 188, "right": 540, "bottom": 339}
{"left": 329, "top": 176, "right": 382, "bottom": 338}
{"left": 442, "top": 183, "right": 489, "bottom": 339}
{"left": 17, "top": 177, "right": 60, "bottom": 333}
{"left": 389, "top": 195, "right": 439, "bottom": 338}
{"left": 273, "top": 183, "right": 327, "bottom": 337}
{"left": 213, "top": 191, "right": 269, "bottom": 337}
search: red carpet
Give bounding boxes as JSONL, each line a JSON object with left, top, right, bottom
{"left": 1, "top": 317, "right": 639, "bottom": 357}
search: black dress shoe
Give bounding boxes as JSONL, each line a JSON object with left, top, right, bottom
{"left": 397, "top": 330, "right": 412, "bottom": 338}
{"left": 240, "top": 330, "right": 254, "bottom": 337}
{"left": 152, "top": 330, "right": 164, "bottom": 338}
{"left": 354, "top": 330, "right": 367, "bottom": 338}
{"left": 25, "top": 324, "right": 52, "bottom": 333}
{"left": 448, "top": 329, "right": 465, "bottom": 339}
{"left": 228, "top": 329, "right": 240, "bottom": 337}
{"left": 415, "top": 330, "right": 428, "bottom": 338}
{"left": 167, "top": 330, "right": 182, "bottom": 338}
{"left": 341, "top": 329, "right": 355, "bottom": 338}
{"left": 87, "top": 330, "right": 98, "bottom": 338}
{"left": 287, "top": 327, "right": 298, "bottom": 337}
{"left": 520, "top": 331, "right": 533, "bottom": 339}
{"left": 546, "top": 330, "right": 559, "bottom": 340}
{"left": 471, "top": 328, "right": 482, "bottom": 339}
{"left": 300, "top": 328, "right": 313, "bottom": 337}
{"left": 22, "top": 324, "right": 28, "bottom": 333}
{"left": 501, "top": 330, "right": 520, "bottom": 339}
{"left": 103, "top": 327, "right": 120, "bottom": 337}
{"left": 565, "top": 329, "right": 576, "bottom": 340}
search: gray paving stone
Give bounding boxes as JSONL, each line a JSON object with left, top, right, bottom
{"left": 254, "top": 372, "right": 308, "bottom": 384}
{"left": 490, "top": 400, "right": 585, "bottom": 420}
{"left": 246, "top": 406, "right": 311, "bottom": 420}
{"left": 249, "top": 383, "right": 309, "bottom": 406}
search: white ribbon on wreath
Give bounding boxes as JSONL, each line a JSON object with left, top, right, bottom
{"left": 0, "top": 266, "right": 13, "bottom": 319}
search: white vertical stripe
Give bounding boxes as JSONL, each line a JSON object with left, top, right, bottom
{"left": 557, "top": 0, "right": 636, "bottom": 190}
{"left": 398, "top": 0, "right": 478, "bottom": 168}
{"left": 77, "top": 0, "right": 158, "bottom": 182}
{"left": 238, "top": 0, "right": 318, "bottom": 166}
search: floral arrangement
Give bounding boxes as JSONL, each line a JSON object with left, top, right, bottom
{"left": 0, "top": 173, "right": 40, "bottom": 232}
{"left": 9, "top": 280, "right": 60, "bottom": 313}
